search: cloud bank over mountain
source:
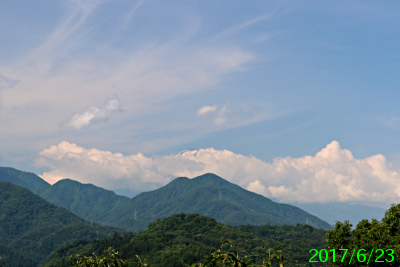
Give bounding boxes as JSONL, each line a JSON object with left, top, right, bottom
{"left": 37, "top": 140, "right": 400, "bottom": 207}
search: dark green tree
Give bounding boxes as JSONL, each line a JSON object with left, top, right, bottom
{"left": 326, "top": 203, "right": 400, "bottom": 266}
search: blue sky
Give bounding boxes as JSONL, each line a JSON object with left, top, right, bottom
{"left": 1, "top": 0, "right": 400, "bottom": 207}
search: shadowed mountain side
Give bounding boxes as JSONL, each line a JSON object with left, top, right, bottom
{"left": 41, "top": 173, "right": 331, "bottom": 231}
{"left": 0, "top": 182, "right": 121, "bottom": 267}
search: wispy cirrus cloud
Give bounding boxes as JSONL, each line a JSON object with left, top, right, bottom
{"left": 217, "top": 14, "right": 272, "bottom": 37}
{"left": 0, "top": 0, "right": 258, "bottom": 154}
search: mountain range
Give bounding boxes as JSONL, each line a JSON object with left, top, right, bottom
{"left": 0, "top": 167, "right": 331, "bottom": 231}
{"left": 0, "top": 166, "right": 387, "bottom": 230}
{"left": 0, "top": 166, "right": 391, "bottom": 266}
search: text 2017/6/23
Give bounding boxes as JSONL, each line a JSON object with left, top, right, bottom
{"left": 309, "top": 248, "right": 394, "bottom": 264}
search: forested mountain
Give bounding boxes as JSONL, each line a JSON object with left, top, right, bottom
{"left": 0, "top": 167, "right": 387, "bottom": 232}
{"left": 40, "top": 178, "right": 133, "bottom": 224}
{"left": 45, "top": 213, "right": 328, "bottom": 267}
{"left": 0, "top": 167, "right": 331, "bottom": 231}
{"left": 40, "top": 173, "right": 331, "bottom": 231}
{"left": 0, "top": 182, "right": 121, "bottom": 267}
{"left": 0, "top": 167, "right": 50, "bottom": 195}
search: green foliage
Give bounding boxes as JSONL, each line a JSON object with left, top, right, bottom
{"left": 0, "top": 243, "right": 36, "bottom": 267}
{"left": 71, "top": 247, "right": 139, "bottom": 267}
{"left": 70, "top": 241, "right": 284, "bottom": 267}
{"left": 46, "top": 213, "right": 327, "bottom": 267}
{"left": 326, "top": 203, "right": 400, "bottom": 266}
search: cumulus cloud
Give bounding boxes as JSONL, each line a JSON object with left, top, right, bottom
{"left": 37, "top": 140, "right": 400, "bottom": 206}
{"left": 67, "top": 96, "right": 122, "bottom": 129}
{"left": 37, "top": 141, "right": 183, "bottom": 192}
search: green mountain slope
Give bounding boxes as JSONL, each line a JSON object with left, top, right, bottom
{"left": 40, "top": 178, "right": 133, "bottom": 223}
{"left": 0, "top": 168, "right": 27, "bottom": 188}
{"left": 45, "top": 213, "right": 328, "bottom": 267}
{"left": 41, "top": 173, "right": 331, "bottom": 231}
{"left": 0, "top": 182, "right": 121, "bottom": 267}
{"left": 0, "top": 167, "right": 50, "bottom": 195}
{"left": 125, "top": 173, "right": 331, "bottom": 231}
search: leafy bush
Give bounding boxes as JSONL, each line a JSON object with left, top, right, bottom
{"left": 71, "top": 247, "right": 149, "bottom": 267}
{"left": 71, "top": 241, "right": 284, "bottom": 267}
{"left": 191, "top": 240, "right": 284, "bottom": 267}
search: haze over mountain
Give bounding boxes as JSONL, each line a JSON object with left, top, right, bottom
{"left": 291, "top": 202, "right": 387, "bottom": 227}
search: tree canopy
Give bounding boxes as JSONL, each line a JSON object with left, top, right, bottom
{"left": 326, "top": 203, "right": 400, "bottom": 266}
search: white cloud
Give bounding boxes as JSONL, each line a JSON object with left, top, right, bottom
{"left": 213, "top": 103, "right": 230, "bottom": 126}
{"left": 196, "top": 105, "right": 217, "bottom": 116}
{"left": 247, "top": 180, "right": 268, "bottom": 195}
{"left": 67, "top": 95, "right": 122, "bottom": 129}
{"left": 37, "top": 141, "right": 180, "bottom": 192}
{"left": 37, "top": 140, "right": 400, "bottom": 206}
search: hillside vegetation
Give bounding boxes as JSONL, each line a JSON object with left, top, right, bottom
{"left": 0, "top": 182, "right": 122, "bottom": 267}
{"left": 45, "top": 213, "right": 327, "bottom": 267}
